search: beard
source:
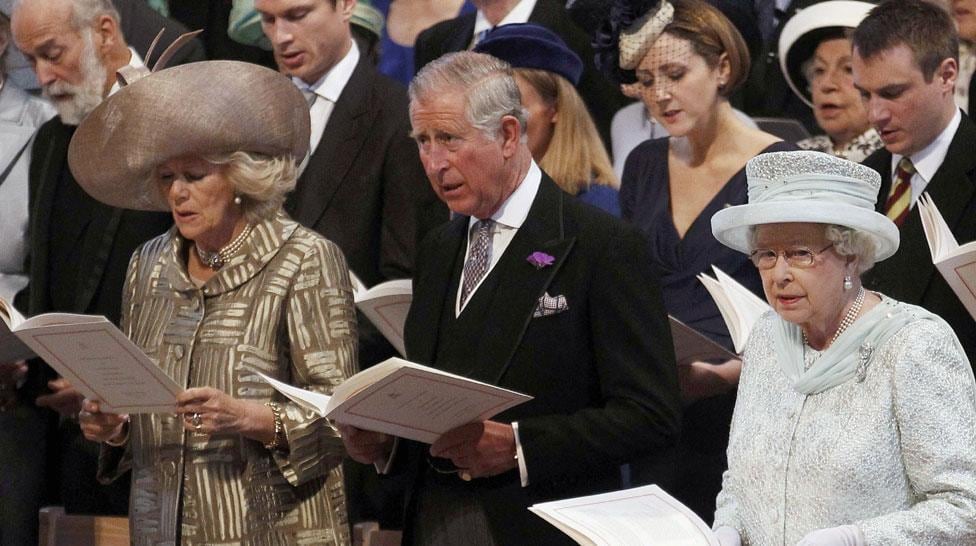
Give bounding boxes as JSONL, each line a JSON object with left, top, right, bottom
{"left": 42, "top": 31, "right": 107, "bottom": 126}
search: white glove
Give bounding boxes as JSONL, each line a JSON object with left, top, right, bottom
{"left": 714, "top": 526, "right": 742, "bottom": 546}
{"left": 797, "top": 525, "right": 864, "bottom": 546}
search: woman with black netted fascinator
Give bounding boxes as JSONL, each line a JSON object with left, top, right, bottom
{"left": 592, "top": 0, "right": 796, "bottom": 523}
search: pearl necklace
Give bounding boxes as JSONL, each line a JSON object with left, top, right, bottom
{"left": 804, "top": 287, "right": 865, "bottom": 349}
{"left": 194, "top": 224, "right": 253, "bottom": 271}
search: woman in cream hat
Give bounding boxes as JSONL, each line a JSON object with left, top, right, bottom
{"left": 779, "top": 1, "right": 882, "bottom": 162}
{"left": 75, "top": 60, "right": 357, "bottom": 545}
{"left": 710, "top": 150, "right": 976, "bottom": 545}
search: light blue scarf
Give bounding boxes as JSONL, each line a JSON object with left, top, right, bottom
{"left": 773, "top": 297, "right": 959, "bottom": 394}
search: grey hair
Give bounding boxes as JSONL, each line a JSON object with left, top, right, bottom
{"left": 67, "top": 0, "right": 120, "bottom": 31}
{"left": 409, "top": 51, "right": 528, "bottom": 139}
{"left": 11, "top": 0, "right": 119, "bottom": 31}
{"left": 202, "top": 151, "right": 298, "bottom": 223}
{"left": 824, "top": 224, "right": 876, "bottom": 275}
{"left": 747, "top": 223, "right": 877, "bottom": 275}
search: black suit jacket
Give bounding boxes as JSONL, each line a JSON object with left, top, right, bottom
{"left": 285, "top": 54, "right": 446, "bottom": 370}
{"left": 413, "top": 0, "right": 628, "bottom": 148}
{"left": 399, "top": 176, "right": 682, "bottom": 545}
{"left": 862, "top": 113, "right": 976, "bottom": 366}
{"left": 113, "top": 0, "right": 207, "bottom": 68}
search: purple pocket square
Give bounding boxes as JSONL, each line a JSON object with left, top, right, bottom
{"left": 532, "top": 292, "right": 568, "bottom": 318}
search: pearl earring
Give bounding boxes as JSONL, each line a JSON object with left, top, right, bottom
{"left": 843, "top": 275, "right": 853, "bottom": 291}
{"left": 234, "top": 195, "right": 242, "bottom": 205}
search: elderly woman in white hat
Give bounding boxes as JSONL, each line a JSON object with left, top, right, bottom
{"left": 73, "top": 60, "right": 356, "bottom": 545}
{"left": 780, "top": 1, "right": 882, "bottom": 162}
{"left": 709, "top": 151, "right": 976, "bottom": 545}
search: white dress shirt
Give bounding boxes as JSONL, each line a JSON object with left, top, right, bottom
{"left": 471, "top": 0, "right": 539, "bottom": 47}
{"left": 454, "top": 161, "right": 541, "bottom": 487}
{"left": 890, "top": 108, "right": 961, "bottom": 208}
{"left": 292, "top": 40, "right": 360, "bottom": 155}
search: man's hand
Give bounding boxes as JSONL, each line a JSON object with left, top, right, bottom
{"left": 337, "top": 424, "right": 394, "bottom": 466}
{"left": 78, "top": 399, "right": 128, "bottom": 444}
{"left": 429, "top": 420, "right": 517, "bottom": 480}
{"left": 36, "top": 377, "right": 84, "bottom": 417}
{"left": 0, "top": 361, "right": 27, "bottom": 411}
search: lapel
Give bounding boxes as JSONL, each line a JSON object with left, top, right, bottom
{"left": 290, "top": 56, "right": 377, "bottom": 227}
{"left": 407, "top": 217, "right": 467, "bottom": 365}
{"left": 28, "top": 120, "right": 71, "bottom": 313}
{"left": 869, "top": 115, "right": 976, "bottom": 301}
{"left": 473, "top": 177, "right": 575, "bottom": 385}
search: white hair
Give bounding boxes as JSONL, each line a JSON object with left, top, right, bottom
{"left": 409, "top": 51, "right": 528, "bottom": 139}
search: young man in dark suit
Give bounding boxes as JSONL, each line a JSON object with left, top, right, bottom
{"left": 413, "top": 0, "right": 627, "bottom": 148}
{"left": 853, "top": 0, "right": 976, "bottom": 365}
{"left": 6, "top": 0, "right": 173, "bottom": 532}
{"left": 255, "top": 0, "right": 447, "bottom": 529}
{"left": 340, "top": 51, "right": 681, "bottom": 546}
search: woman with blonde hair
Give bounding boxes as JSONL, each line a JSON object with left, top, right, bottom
{"left": 476, "top": 23, "right": 620, "bottom": 215}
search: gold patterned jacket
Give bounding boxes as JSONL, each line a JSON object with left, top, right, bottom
{"left": 98, "top": 213, "right": 357, "bottom": 546}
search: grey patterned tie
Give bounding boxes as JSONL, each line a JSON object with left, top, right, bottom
{"left": 460, "top": 219, "right": 494, "bottom": 307}
{"left": 301, "top": 88, "right": 317, "bottom": 109}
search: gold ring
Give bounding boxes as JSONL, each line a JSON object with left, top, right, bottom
{"left": 459, "top": 471, "right": 472, "bottom": 482}
{"left": 190, "top": 412, "right": 202, "bottom": 431}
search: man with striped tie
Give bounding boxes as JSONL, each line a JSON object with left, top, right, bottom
{"left": 853, "top": 0, "right": 976, "bottom": 365}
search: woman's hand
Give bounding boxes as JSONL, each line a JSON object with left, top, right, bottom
{"left": 78, "top": 399, "right": 129, "bottom": 444}
{"left": 176, "top": 387, "right": 275, "bottom": 443}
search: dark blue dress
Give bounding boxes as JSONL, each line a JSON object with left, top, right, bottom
{"left": 375, "top": 0, "right": 476, "bottom": 86}
{"left": 620, "top": 138, "right": 794, "bottom": 349}
{"left": 577, "top": 183, "right": 621, "bottom": 217}
{"left": 620, "top": 137, "right": 794, "bottom": 522}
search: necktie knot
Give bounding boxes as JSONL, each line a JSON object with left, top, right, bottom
{"left": 301, "top": 87, "right": 318, "bottom": 109}
{"left": 896, "top": 157, "right": 915, "bottom": 178}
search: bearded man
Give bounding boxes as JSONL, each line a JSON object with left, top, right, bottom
{"left": 5, "top": 0, "right": 171, "bottom": 529}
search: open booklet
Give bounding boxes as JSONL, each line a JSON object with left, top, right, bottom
{"left": 529, "top": 484, "right": 718, "bottom": 546}
{"left": 0, "top": 297, "right": 183, "bottom": 413}
{"left": 254, "top": 356, "right": 531, "bottom": 444}
{"left": 349, "top": 271, "right": 411, "bottom": 357}
{"left": 697, "top": 266, "right": 771, "bottom": 354}
{"left": 917, "top": 193, "right": 976, "bottom": 320}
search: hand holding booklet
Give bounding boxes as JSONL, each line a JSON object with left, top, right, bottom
{"left": 0, "top": 297, "right": 183, "bottom": 413}
{"left": 529, "top": 484, "right": 718, "bottom": 546}
{"left": 255, "top": 357, "right": 531, "bottom": 443}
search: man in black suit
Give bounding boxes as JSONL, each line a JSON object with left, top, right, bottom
{"left": 7, "top": 0, "right": 172, "bottom": 528}
{"left": 255, "top": 0, "right": 446, "bottom": 529}
{"left": 340, "top": 51, "right": 681, "bottom": 545}
{"left": 414, "top": 0, "right": 627, "bottom": 148}
{"left": 853, "top": 0, "right": 976, "bottom": 364}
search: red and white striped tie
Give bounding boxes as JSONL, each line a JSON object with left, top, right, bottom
{"left": 884, "top": 157, "right": 915, "bottom": 227}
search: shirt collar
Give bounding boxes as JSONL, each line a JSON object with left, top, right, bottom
{"left": 894, "top": 108, "right": 962, "bottom": 183}
{"left": 293, "top": 39, "right": 360, "bottom": 103}
{"left": 468, "top": 160, "right": 541, "bottom": 231}
{"left": 108, "top": 47, "right": 145, "bottom": 97}
{"left": 473, "top": 0, "right": 538, "bottom": 36}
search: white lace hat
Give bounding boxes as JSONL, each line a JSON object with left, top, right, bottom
{"left": 711, "top": 151, "right": 900, "bottom": 261}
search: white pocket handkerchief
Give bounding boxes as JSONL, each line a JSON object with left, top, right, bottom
{"left": 532, "top": 292, "right": 569, "bottom": 318}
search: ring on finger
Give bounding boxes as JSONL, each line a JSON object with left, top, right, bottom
{"left": 190, "top": 412, "right": 203, "bottom": 431}
{"left": 459, "top": 471, "right": 472, "bottom": 482}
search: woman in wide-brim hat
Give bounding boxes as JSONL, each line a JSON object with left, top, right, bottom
{"left": 74, "top": 60, "right": 357, "bottom": 545}
{"left": 779, "top": 1, "right": 882, "bottom": 162}
{"left": 709, "top": 150, "right": 976, "bottom": 545}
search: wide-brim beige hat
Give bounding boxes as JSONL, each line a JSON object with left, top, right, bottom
{"left": 68, "top": 60, "right": 310, "bottom": 211}
{"left": 711, "top": 151, "right": 899, "bottom": 262}
{"left": 778, "top": 1, "right": 875, "bottom": 108}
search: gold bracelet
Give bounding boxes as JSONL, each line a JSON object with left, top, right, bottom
{"left": 263, "top": 402, "right": 284, "bottom": 451}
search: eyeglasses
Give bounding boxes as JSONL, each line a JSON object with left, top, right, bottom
{"left": 749, "top": 244, "right": 834, "bottom": 270}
